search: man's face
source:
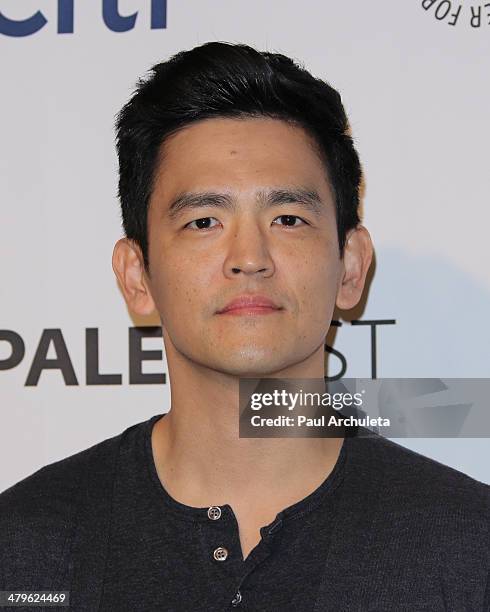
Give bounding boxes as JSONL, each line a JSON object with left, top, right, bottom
{"left": 145, "top": 117, "right": 343, "bottom": 377}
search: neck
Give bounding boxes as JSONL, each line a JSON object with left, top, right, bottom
{"left": 151, "top": 339, "right": 344, "bottom": 516}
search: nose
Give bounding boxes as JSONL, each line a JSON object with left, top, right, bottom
{"left": 223, "top": 218, "right": 275, "bottom": 278}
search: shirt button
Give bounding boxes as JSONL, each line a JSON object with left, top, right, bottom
{"left": 213, "top": 546, "right": 228, "bottom": 561}
{"left": 231, "top": 590, "right": 242, "bottom": 606}
{"left": 207, "top": 506, "right": 222, "bottom": 520}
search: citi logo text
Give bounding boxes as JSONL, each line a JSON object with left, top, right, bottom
{"left": 0, "top": 0, "right": 167, "bottom": 37}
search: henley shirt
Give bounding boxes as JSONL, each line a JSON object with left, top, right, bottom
{"left": 98, "top": 413, "right": 346, "bottom": 611}
{"left": 1, "top": 412, "right": 489, "bottom": 611}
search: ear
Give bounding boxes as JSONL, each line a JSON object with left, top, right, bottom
{"left": 335, "top": 225, "right": 373, "bottom": 310}
{"left": 112, "top": 238, "right": 156, "bottom": 316}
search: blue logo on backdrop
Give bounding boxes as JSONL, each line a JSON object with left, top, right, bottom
{"left": 0, "top": 0, "right": 167, "bottom": 37}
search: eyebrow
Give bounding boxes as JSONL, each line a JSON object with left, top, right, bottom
{"left": 165, "top": 187, "right": 326, "bottom": 221}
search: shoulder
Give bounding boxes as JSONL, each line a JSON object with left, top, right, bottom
{"left": 0, "top": 419, "right": 144, "bottom": 588}
{"left": 0, "top": 431, "right": 119, "bottom": 522}
{"left": 345, "top": 430, "right": 490, "bottom": 558}
{"left": 342, "top": 430, "right": 490, "bottom": 607}
{"left": 352, "top": 431, "right": 490, "bottom": 511}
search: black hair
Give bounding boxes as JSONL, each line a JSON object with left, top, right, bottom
{"left": 115, "top": 41, "right": 362, "bottom": 273}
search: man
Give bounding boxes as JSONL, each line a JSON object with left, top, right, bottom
{"left": 1, "top": 41, "right": 488, "bottom": 611}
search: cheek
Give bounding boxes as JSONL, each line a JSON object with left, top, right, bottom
{"left": 293, "top": 251, "right": 339, "bottom": 316}
{"left": 152, "top": 255, "right": 215, "bottom": 316}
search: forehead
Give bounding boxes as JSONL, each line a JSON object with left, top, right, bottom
{"left": 151, "top": 117, "right": 332, "bottom": 202}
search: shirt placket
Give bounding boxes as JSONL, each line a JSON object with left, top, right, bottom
{"left": 202, "top": 504, "right": 284, "bottom": 609}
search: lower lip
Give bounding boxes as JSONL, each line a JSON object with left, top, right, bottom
{"left": 218, "top": 306, "right": 282, "bottom": 316}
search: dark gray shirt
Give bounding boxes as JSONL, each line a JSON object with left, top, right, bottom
{"left": 99, "top": 413, "right": 346, "bottom": 611}
{"left": 1, "top": 413, "right": 489, "bottom": 611}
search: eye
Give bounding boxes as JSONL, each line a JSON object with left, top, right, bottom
{"left": 184, "top": 217, "right": 220, "bottom": 230}
{"left": 272, "top": 215, "right": 308, "bottom": 227}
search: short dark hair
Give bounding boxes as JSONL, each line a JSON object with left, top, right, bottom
{"left": 115, "top": 41, "right": 362, "bottom": 273}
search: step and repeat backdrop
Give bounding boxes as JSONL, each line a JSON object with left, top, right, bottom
{"left": 1, "top": 0, "right": 489, "bottom": 491}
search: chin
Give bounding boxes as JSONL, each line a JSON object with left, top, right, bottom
{"left": 209, "top": 349, "right": 297, "bottom": 378}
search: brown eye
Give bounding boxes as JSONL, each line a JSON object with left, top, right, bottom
{"left": 272, "top": 215, "right": 307, "bottom": 227}
{"left": 185, "top": 217, "right": 219, "bottom": 230}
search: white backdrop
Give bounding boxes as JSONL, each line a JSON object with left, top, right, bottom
{"left": 1, "top": 0, "right": 489, "bottom": 492}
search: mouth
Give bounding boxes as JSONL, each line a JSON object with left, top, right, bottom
{"left": 216, "top": 294, "right": 283, "bottom": 316}
{"left": 217, "top": 305, "right": 282, "bottom": 316}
